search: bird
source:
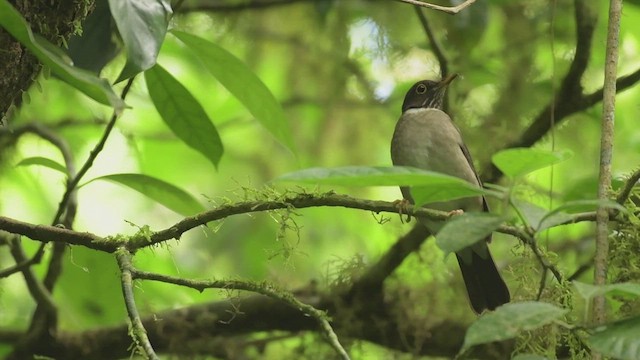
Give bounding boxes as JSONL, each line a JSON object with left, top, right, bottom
{"left": 390, "top": 73, "right": 510, "bottom": 313}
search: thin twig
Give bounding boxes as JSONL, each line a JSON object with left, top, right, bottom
{"left": 592, "top": 0, "right": 622, "bottom": 337}
{"left": 115, "top": 248, "right": 159, "bottom": 360}
{"left": 132, "top": 268, "right": 350, "bottom": 359}
{"left": 616, "top": 167, "right": 640, "bottom": 204}
{"left": 395, "top": 0, "right": 477, "bottom": 15}
{"left": 523, "top": 231, "right": 564, "bottom": 284}
{"left": 536, "top": 269, "right": 549, "bottom": 300}
{"left": 0, "top": 123, "right": 76, "bottom": 277}
{"left": 413, "top": 5, "right": 452, "bottom": 112}
{"left": 51, "top": 78, "right": 135, "bottom": 224}
{"left": 0, "top": 122, "right": 78, "bottom": 345}
{"left": 6, "top": 236, "right": 57, "bottom": 318}
{"left": 0, "top": 242, "right": 46, "bottom": 278}
{"left": 413, "top": 6, "right": 448, "bottom": 77}
{"left": 568, "top": 259, "right": 594, "bottom": 281}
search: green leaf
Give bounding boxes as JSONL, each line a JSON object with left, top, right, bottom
{"left": 536, "top": 212, "right": 574, "bottom": 232}
{"left": 171, "top": 30, "right": 295, "bottom": 153}
{"left": 510, "top": 199, "right": 547, "bottom": 229}
{"left": 462, "top": 301, "right": 567, "bottom": 351}
{"left": 492, "top": 148, "right": 572, "bottom": 178}
{"left": 86, "top": 173, "right": 205, "bottom": 216}
{"left": 573, "top": 282, "right": 640, "bottom": 301}
{"left": 411, "top": 185, "right": 487, "bottom": 208}
{"left": 15, "top": 156, "right": 67, "bottom": 175}
{"left": 109, "top": 0, "right": 172, "bottom": 82}
{"left": 68, "top": 0, "right": 120, "bottom": 74}
{"left": 275, "top": 166, "right": 485, "bottom": 204}
{"left": 435, "top": 213, "right": 505, "bottom": 255}
{"left": 145, "top": 64, "right": 223, "bottom": 168}
{"left": 0, "top": 0, "right": 124, "bottom": 112}
{"left": 538, "top": 199, "right": 627, "bottom": 231}
{"left": 590, "top": 316, "right": 640, "bottom": 360}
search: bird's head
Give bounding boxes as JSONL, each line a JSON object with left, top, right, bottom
{"left": 401, "top": 73, "right": 458, "bottom": 112}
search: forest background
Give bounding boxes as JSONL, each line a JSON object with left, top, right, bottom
{"left": 1, "top": 0, "right": 640, "bottom": 359}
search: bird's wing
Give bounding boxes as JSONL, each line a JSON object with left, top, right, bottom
{"left": 459, "top": 143, "right": 489, "bottom": 213}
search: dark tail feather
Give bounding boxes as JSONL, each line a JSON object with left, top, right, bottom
{"left": 456, "top": 245, "right": 510, "bottom": 314}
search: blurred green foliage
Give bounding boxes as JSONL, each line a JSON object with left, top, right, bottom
{"left": 1, "top": 0, "right": 640, "bottom": 358}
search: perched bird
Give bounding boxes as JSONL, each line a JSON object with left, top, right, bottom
{"left": 390, "top": 74, "right": 510, "bottom": 313}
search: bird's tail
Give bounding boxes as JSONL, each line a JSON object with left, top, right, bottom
{"left": 456, "top": 243, "right": 510, "bottom": 314}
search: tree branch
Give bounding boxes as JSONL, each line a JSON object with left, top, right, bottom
{"left": 0, "top": 193, "right": 602, "bottom": 253}
{"left": 115, "top": 248, "right": 159, "bottom": 360}
{"left": 592, "top": 0, "right": 622, "bottom": 342}
{"left": 413, "top": 6, "right": 448, "bottom": 77}
{"left": 132, "top": 266, "right": 350, "bottom": 359}
{"left": 52, "top": 77, "right": 135, "bottom": 224}
{"left": 616, "top": 167, "right": 640, "bottom": 204}
{"left": 0, "top": 291, "right": 513, "bottom": 359}
{"left": 482, "top": 0, "right": 598, "bottom": 183}
{"left": 5, "top": 236, "right": 57, "bottom": 318}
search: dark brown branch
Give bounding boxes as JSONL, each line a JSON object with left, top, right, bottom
{"left": 483, "top": 0, "right": 598, "bottom": 183}
{"left": 568, "top": 258, "right": 594, "bottom": 281}
{"left": 0, "top": 292, "right": 513, "bottom": 359}
{"left": 353, "top": 224, "right": 430, "bottom": 291}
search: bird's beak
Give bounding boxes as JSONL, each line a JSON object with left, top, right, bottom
{"left": 438, "top": 73, "right": 459, "bottom": 88}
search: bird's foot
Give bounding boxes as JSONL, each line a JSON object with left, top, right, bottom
{"left": 447, "top": 209, "right": 464, "bottom": 217}
{"left": 393, "top": 199, "right": 412, "bottom": 223}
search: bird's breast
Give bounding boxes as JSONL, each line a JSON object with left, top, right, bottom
{"left": 391, "top": 108, "right": 462, "bottom": 173}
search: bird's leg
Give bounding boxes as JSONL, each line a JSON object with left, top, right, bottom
{"left": 393, "top": 199, "right": 412, "bottom": 223}
{"left": 447, "top": 209, "right": 464, "bottom": 217}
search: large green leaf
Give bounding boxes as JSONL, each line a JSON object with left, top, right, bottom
{"left": 85, "top": 173, "right": 205, "bottom": 216}
{"left": 462, "top": 302, "right": 567, "bottom": 352}
{"left": 510, "top": 199, "right": 547, "bottom": 229}
{"left": 145, "top": 64, "right": 223, "bottom": 168}
{"left": 171, "top": 30, "right": 295, "bottom": 153}
{"left": 590, "top": 316, "right": 640, "bottom": 360}
{"left": 109, "top": 0, "right": 172, "bottom": 82}
{"left": 435, "top": 213, "right": 505, "bottom": 255}
{"left": 15, "top": 156, "right": 67, "bottom": 175}
{"left": 492, "top": 148, "right": 572, "bottom": 178}
{"left": 68, "top": 0, "right": 119, "bottom": 75}
{"left": 0, "top": 0, "right": 124, "bottom": 112}
{"left": 275, "top": 166, "right": 485, "bottom": 205}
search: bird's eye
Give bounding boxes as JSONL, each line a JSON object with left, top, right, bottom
{"left": 416, "top": 84, "right": 427, "bottom": 94}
